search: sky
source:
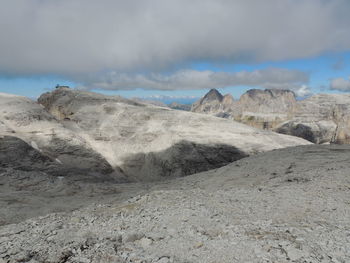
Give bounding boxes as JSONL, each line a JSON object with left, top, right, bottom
{"left": 1, "top": 0, "right": 350, "bottom": 103}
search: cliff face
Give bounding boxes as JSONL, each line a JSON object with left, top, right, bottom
{"left": 191, "top": 88, "right": 297, "bottom": 129}
{"left": 191, "top": 89, "right": 350, "bottom": 144}
{"left": 191, "top": 89, "right": 235, "bottom": 116}
{"left": 276, "top": 94, "right": 350, "bottom": 144}
{"left": 234, "top": 89, "right": 297, "bottom": 130}
{"left": 0, "top": 92, "right": 115, "bottom": 177}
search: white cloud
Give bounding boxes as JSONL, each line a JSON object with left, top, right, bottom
{"left": 330, "top": 77, "right": 350, "bottom": 91}
{"left": 77, "top": 68, "right": 309, "bottom": 93}
{"left": 294, "top": 85, "right": 313, "bottom": 98}
{"left": 0, "top": 0, "right": 350, "bottom": 78}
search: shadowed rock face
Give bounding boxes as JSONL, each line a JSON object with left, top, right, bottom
{"left": 120, "top": 140, "right": 248, "bottom": 181}
{"left": 275, "top": 120, "right": 337, "bottom": 144}
{"left": 0, "top": 92, "right": 122, "bottom": 179}
{"left": 37, "top": 88, "right": 309, "bottom": 181}
{"left": 273, "top": 94, "right": 350, "bottom": 144}
{"left": 0, "top": 136, "right": 57, "bottom": 172}
{"left": 191, "top": 89, "right": 350, "bottom": 144}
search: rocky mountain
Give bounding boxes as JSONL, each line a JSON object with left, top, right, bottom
{"left": 0, "top": 92, "right": 116, "bottom": 178}
{"left": 1, "top": 89, "right": 348, "bottom": 263}
{"left": 191, "top": 88, "right": 296, "bottom": 129}
{"left": 276, "top": 94, "right": 350, "bottom": 144}
{"left": 1, "top": 144, "right": 349, "bottom": 262}
{"left": 191, "top": 89, "right": 350, "bottom": 144}
{"left": 37, "top": 87, "right": 308, "bottom": 182}
{"left": 191, "top": 89, "right": 234, "bottom": 116}
{"left": 233, "top": 89, "right": 297, "bottom": 130}
{"left": 0, "top": 88, "right": 309, "bottom": 225}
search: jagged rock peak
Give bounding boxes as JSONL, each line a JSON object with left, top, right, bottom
{"left": 202, "top": 89, "right": 224, "bottom": 102}
{"left": 191, "top": 89, "right": 234, "bottom": 114}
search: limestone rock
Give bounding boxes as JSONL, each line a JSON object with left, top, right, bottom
{"left": 0, "top": 135, "right": 59, "bottom": 173}
{"left": 191, "top": 89, "right": 234, "bottom": 115}
{"left": 276, "top": 94, "right": 350, "bottom": 144}
{"left": 0, "top": 93, "right": 116, "bottom": 177}
{"left": 38, "top": 88, "right": 309, "bottom": 181}
{"left": 191, "top": 88, "right": 296, "bottom": 129}
{"left": 192, "top": 89, "right": 350, "bottom": 144}
{"left": 275, "top": 120, "right": 337, "bottom": 144}
{"left": 1, "top": 144, "right": 349, "bottom": 262}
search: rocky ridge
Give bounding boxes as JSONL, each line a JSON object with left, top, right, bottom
{"left": 191, "top": 89, "right": 234, "bottom": 116}
{"left": 0, "top": 93, "right": 115, "bottom": 177}
{"left": 0, "top": 89, "right": 309, "bottom": 225}
{"left": 191, "top": 88, "right": 350, "bottom": 144}
{"left": 37, "top": 87, "right": 309, "bottom": 182}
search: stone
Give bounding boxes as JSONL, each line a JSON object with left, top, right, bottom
{"left": 123, "top": 232, "right": 144, "bottom": 243}
{"left": 138, "top": 237, "right": 153, "bottom": 248}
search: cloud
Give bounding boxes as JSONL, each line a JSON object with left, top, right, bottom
{"left": 330, "top": 77, "right": 350, "bottom": 91}
{"left": 294, "top": 85, "right": 313, "bottom": 98}
{"left": 77, "top": 68, "right": 310, "bottom": 94}
{"left": 0, "top": 0, "right": 350, "bottom": 77}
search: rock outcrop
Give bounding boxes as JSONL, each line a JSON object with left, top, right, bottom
{"left": 0, "top": 93, "right": 115, "bottom": 177}
{"left": 191, "top": 89, "right": 234, "bottom": 116}
{"left": 233, "top": 89, "right": 297, "bottom": 130}
{"left": 192, "top": 88, "right": 297, "bottom": 129}
{"left": 0, "top": 135, "right": 59, "bottom": 173}
{"left": 192, "top": 89, "right": 350, "bottom": 144}
{"left": 276, "top": 94, "right": 350, "bottom": 144}
{"left": 37, "top": 87, "right": 309, "bottom": 181}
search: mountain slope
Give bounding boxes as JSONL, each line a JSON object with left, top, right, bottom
{"left": 0, "top": 93, "right": 115, "bottom": 177}
{"left": 192, "top": 88, "right": 350, "bottom": 144}
{"left": 38, "top": 87, "right": 310, "bottom": 181}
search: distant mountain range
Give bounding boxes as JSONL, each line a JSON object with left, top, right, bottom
{"left": 135, "top": 95, "right": 199, "bottom": 105}
{"left": 191, "top": 88, "right": 350, "bottom": 144}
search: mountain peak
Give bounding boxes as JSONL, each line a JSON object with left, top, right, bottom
{"left": 202, "top": 89, "right": 224, "bottom": 102}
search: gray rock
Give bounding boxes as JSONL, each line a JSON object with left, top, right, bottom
{"left": 192, "top": 89, "right": 350, "bottom": 144}
{"left": 1, "top": 144, "right": 349, "bottom": 263}
{"left": 37, "top": 88, "right": 308, "bottom": 181}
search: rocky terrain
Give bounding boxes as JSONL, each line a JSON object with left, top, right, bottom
{"left": 276, "top": 94, "right": 350, "bottom": 144}
{"left": 191, "top": 89, "right": 350, "bottom": 144}
{"left": 1, "top": 144, "right": 349, "bottom": 263}
{"left": 0, "top": 89, "right": 310, "bottom": 224}
{"left": 0, "top": 88, "right": 348, "bottom": 263}
{"left": 37, "top": 87, "right": 308, "bottom": 181}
